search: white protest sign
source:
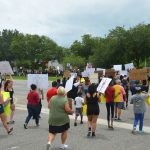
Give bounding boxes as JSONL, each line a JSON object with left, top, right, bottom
{"left": 70, "top": 73, "right": 77, "bottom": 78}
{"left": 97, "top": 77, "right": 112, "bottom": 94}
{"left": 96, "top": 68, "right": 106, "bottom": 75}
{"left": 113, "top": 65, "right": 122, "bottom": 71}
{"left": 125, "top": 63, "right": 134, "bottom": 70}
{"left": 86, "top": 68, "right": 95, "bottom": 75}
{"left": 89, "top": 73, "right": 98, "bottom": 84}
{"left": 65, "top": 76, "right": 74, "bottom": 93}
{"left": 0, "top": 61, "right": 14, "bottom": 75}
{"left": 120, "top": 70, "right": 128, "bottom": 76}
{"left": 27, "top": 74, "right": 48, "bottom": 89}
{"left": 82, "top": 71, "right": 89, "bottom": 77}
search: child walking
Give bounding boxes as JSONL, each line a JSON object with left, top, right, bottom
{"left": 131, "top": 86, "right": 149, "bottom": 134}
{"left": 74, "top": 92, "right": 84, "bottom": 126}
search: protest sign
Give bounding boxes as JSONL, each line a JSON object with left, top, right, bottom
{"left": 120, "top": 70, "right": 128, "bottom": 76}
{"left": 89, "top": 73, "right": 99, "bottom": 84}
{"left": 27, "top": 74, "right": 48, "bottom": 89}
{"left": 125, "top": 63, "right": 134, "bottom": 70}
{"left": 129, "top": 69, "right": 148, "bottom": 80}
{"left": 113, "top": 65, "right": 122, "bottom": 71}
{"left": 70, "top": 73, "right": 77, "bottom": 78}
{"left": 82, "top": 71, "right": 89, "bottom": 77}
{"left": 105, "top": 69, "right": 116, "bottom": 77}
{"left": 86, "top": 68, "right": 95, "bottom": 75}
{"left": 65, "top": 76, "right": 74, "bottom": 93}
{"left": 0, "top": 61, "right": 14, "bottom": 75}
{"left": 97, "top": 77, "right": 112, "bottom": 94}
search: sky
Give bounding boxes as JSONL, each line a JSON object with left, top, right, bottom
{"left": 0, "top": 0, "right": 150, "bottom": 47}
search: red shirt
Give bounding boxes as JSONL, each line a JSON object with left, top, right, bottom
{"left": 105, "top": 86, "right": 115, "bottom": 103}
{"left": 27, "top": 91, "right": 40, "bottom": 105}
{"left": 46, "top": 87, "right": 57, "bottom": 103}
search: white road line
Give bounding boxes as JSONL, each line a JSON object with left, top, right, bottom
{"left": 16, "top": 104, "right": 150, "bottom": 133}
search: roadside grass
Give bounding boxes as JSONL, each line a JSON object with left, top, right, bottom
{"left": 12, "top": 75, "right": 62, "bottom": 81}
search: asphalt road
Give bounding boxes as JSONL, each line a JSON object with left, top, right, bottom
{"left": 0, "top": 80, "right": 150, "bottom": 150}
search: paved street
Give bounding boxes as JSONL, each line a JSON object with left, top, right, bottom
{"left": 0, "top": 80, "right": 150, "bottom": 150}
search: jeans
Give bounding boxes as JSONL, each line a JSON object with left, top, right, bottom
{"left": 133, "top": 113, "right": 144, "bottom": 131}
{"left": 25, "top": 104, "right": 40, "bottom": 125}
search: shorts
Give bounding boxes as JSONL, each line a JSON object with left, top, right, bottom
{"left": 0, "top": 104, "right": 4, "bottom": 114}
{"left": 49, "top": 123, "right": 70, "bottom": 134}
{"left": 75, "top": 108, "right": 82, "bottom": 116}
{"left": 115, "top": 102, "right": 125, "bottom": 109}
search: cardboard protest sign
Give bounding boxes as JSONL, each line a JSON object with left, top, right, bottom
{"left": 105, "top": 69, "right": 116, "bottom": 77}
{"left": 64, "top": 70, "right": 71, "bottom": 78}
{"left": 129, "top": 69, "right": 148, "bottom": 80}
{"left": 97, "top": 77, "right": 112, "bottom": 94}
{"left": 27, "top": 74, "right": 48, "bottom": 89}
{"left": 89, "top": 73, "right": 99, "bottom": 84}
{"left": 0, "top": 61, "right": 14, "bottom": 75}
{"left": 125, "top": 63, "right": 134, "bottom": 70}
{"left": 65, "top": 76, "right": 74, "bottom": 93}
{"left": 113, "top": 65, "right": 122, "bottom": 71}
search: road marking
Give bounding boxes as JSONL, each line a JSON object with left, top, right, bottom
{"left": 16, "top": 104, "right": 150, "bottom": 133}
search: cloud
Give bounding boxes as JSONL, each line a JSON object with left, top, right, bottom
{"left": 0, "top": 0, "right": 150, "bottom": 47}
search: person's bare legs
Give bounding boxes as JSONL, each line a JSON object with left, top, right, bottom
{"left": 61, "top": 131, "right": 68, "bottom": 144}
{"left": 91, "top": 115, "right": 98, "bottom": 136}
{"left": 48, "top": 133, "right": 56, "bottom": 143}
{"left": 0, "top": 113, "right": 13, "bottom": 133}
{"left": 87, "top": 116, "right": 92, "bottom": 136}
{"left": 10, "top": 104, "right": 15, "bottom": 122}
{"left": 118, "top": 108, "right": 121, "bottom": 119}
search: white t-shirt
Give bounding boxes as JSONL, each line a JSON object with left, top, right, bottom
{"left": 75, "top": 96, "right": 84, "bottom": 108}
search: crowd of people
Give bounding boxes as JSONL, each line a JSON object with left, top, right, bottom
{"left": 0, "top": 73, "right": 150, "bottom": 150}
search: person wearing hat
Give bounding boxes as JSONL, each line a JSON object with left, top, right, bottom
{"left": 131, "top": 86, "right": 149, "bottom": 134}
{"left": 46, "top": 86, "right": 74, "bottom": 150}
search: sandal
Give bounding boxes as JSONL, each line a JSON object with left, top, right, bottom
{"left": 8, "top": 127, "right": 13, "bottom": 134}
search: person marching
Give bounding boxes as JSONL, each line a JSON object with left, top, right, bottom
{"left": 24, "top": 84, "right": 40, "bottom": 129}
{"left": 74, "top": 92, "right": 84, "bottom": 126}
{"left": 4, "top": 80, "right": 15, "bottom": 124}
{"left": 113, "top": 80, "right": 126, "bottom": 121}
{"left": 0, "top": 83, "right": 13, "bottom": 134}
{"left": 131, "top": 86, "right": 149, "bottom": 134}
{"left": 46, "top": 86, "right": 74, "bottom": 150}
{"left": 105, "top": 81, "right": 115, "bottom": 129}
{"left": 84, "top": 83, "right": 100, "bottom": 137}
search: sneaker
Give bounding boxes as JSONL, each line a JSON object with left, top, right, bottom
{"left": 87, "top": 132, "right": 91, "bottom": 137}
{"left": 114, "top": 116, "right": 117, "bottom": 120}
{"left": 24, "top": 124, "right": 28, "bottom": 129}
{"left": 36, "top": 123, "right": 40, "bottom": 127}
{"left": 59, "top": 144, "right": 68, "bottom": 149}
{"left": 46, "top": 144, "right": 51, "bottom": 150}
{"left": 117, "top": 118, "right": 122, "bottom": 121}
{"left": 74, "top": 122, "right": 77, "bottom": 126}
{"left": 132, "top": 128, "right": 136, "bottom": 134}
{"left": 139, "top": 130, "right": 144, "bottom": 134}
{"left": 8, "top": 127, "right": 13, "bottom": 135}
{"left": 92, "top": 132, "right": 96, "bottom": 137}
{"left": 80, "top": 121, "right": 83, "bottom": 124}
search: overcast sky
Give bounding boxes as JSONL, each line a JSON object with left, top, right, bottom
{"left": 0, "top": 0, "right": 150, "bottom": 47}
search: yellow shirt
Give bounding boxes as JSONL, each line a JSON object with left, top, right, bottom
{"left": 113, "top": 85, "right": 125, "bottom": 102}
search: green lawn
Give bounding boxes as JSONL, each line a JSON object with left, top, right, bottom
{"left": 12, "top": 76, "right": 62, "bottom": 81}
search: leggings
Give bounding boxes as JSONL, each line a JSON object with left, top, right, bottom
{"left": 106, "top": 103, "right": 114, "bottom": 121}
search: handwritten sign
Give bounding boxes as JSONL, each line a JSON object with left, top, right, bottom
{"left": 97, "top": 78, "right": 112, "bottom": 94}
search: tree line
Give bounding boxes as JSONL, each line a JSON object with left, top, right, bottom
{"left": 0, "top": 23, "right": 150, "bottom": 71}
